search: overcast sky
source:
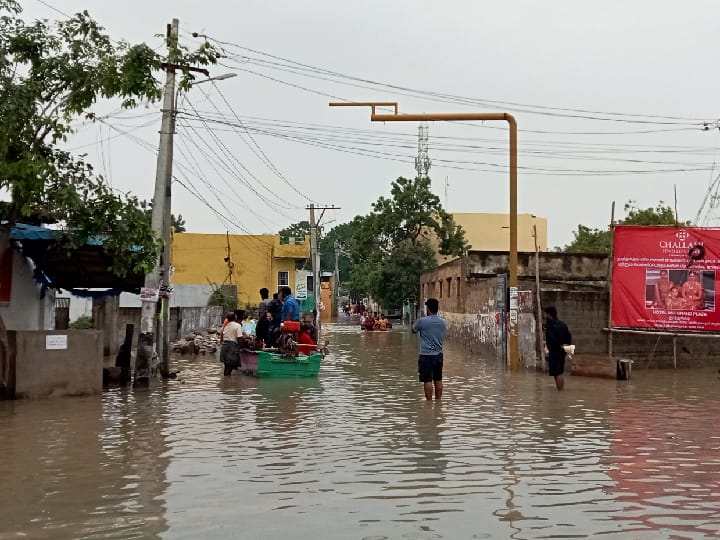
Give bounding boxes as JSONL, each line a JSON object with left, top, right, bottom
{"left": 20, "top": 0, "right": 720, "bottom": 248}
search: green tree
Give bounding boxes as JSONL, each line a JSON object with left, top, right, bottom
{"left": 319, "top": 221, "right": 354, "bottom": 283}
{"left": 0, "top": 0, "right": 217, "bottom": 276}
{"left": 172, "top": 214, "right": 187, "bottom": 233}
{"left": 350, "top": 177, "right": 468, "bottom": 309}
{"left": 278, "top": 219, "right": 359, "bottom": 294}
{"left": 278, "top": 221, "right": 310, "bottom": 242}
{"left": 564, "top": 201, "right": 684, "bottom": 253}
{"left": 141, "top": 207, "right": 186, "bottom": 233}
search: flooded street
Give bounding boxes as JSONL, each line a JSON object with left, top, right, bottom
{"left": 1, "top": 322, "right": 720, "bottom": 539}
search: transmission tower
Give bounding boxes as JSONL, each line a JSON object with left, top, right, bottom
{"left": 414, "top": 122, "right": 431, "bottom": 178}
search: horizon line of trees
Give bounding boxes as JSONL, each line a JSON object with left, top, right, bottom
{"left": 280, "top": 199, "right": 686, "bottom": 310}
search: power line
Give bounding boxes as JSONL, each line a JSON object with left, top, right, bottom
{"left": 95, "top": 118, "right": 293, "bottom": 257}
{"left": 183, "top": 95, "right": 305, "bottom": 215}
{"left": 205, "top": 81, "right": 314, "bottom": 203}
{"left": 31, "top": 0, "right": 72, "bottom": 18}
{"left": 201, "top": 37, "right": 713, "bottom": 126}
{"left": 177, "top": 111, "right": 715, "bottom": 174}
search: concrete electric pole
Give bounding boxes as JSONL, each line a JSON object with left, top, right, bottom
{"left": 308, "top": 204, "right": 339, "bottom": 338}
{"left": 333, "top": 240, "right": 340, "bottom": 314}
{"left": 135, "top": 19, "right": 179, "bottom": 385}
{"left": 135, "top": 19, "right": 210, "bottom": 384}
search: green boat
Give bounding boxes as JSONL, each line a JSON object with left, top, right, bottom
{"left": 245, "top": 350, "right": 322, "bottom": 378}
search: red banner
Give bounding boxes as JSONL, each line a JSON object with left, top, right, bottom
{"left": 612, "top": 225, "right": 720, "bottom": 332}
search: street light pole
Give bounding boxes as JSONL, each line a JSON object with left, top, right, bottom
{"left": 329, "top": 102, "right": 520, "bottom": 371}
{"left": 136, "top": 19, "right": 179, "bottom": 385}
{"left": 136, "top": 20, "right": 220, "bottom": 385}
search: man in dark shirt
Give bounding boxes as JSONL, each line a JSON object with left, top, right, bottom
{"left": 266, "top": 293, "right": 283, "bottom": 347}
{"left": 543, "top": 306, "right": 572, "bottom": 391}
{"left": 256, "top": 288, "right": 272, "bottom": 344}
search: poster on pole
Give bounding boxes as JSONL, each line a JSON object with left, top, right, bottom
{"left": 611, "top": 225, "right": 720, "bottom": 332}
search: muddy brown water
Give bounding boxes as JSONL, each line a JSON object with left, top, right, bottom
{"left": 1, "top": 322, "right": 719, "bottom": 539}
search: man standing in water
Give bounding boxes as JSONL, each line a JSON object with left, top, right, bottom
{"left": 412, "top": 298, "right": 446, "bottom": 400}
{"left": 543, "top": 306, "right": 572, "bottom": 391}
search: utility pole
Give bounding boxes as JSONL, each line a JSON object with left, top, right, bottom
{"left": 533, "top": 224, "right": 544, "bottom": 371}
{"left": 136, "top": 19, "right": 179, "bottom": 385}
{"left": 136, "top": 19, "right": 209, "bottom": 385}
{"left": 330, "top": 101, "right": 520, "bottom": 371}
{"left": 333, "top": 240, "right": 341, "bottom": 314}
{"left": 159, "top": 64, "right": 177, "bottom": 376}
{"left": 308, "top": 204, "right": 319, "bottom": 334}
{"left": 307, "top": 204, "right": 340, "bottom": 337}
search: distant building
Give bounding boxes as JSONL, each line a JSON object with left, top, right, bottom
{"left": 170, "top": 232, "right": 313, "bottom": 310}
{"left": 432, "top": 213, "right": 547, "bottom": 264}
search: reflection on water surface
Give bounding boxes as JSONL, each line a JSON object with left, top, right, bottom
{"left": 1, "top": 322, "right": 719, "bottom": 539}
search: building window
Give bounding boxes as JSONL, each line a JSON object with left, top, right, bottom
{"left": 439, "top": 280, "right": 443, "bottom": 298}
{"left": 278, "top": 271, "right": 289, "bottom": 288}
{"left": 457, "top": 277, "right": 461, "bottom": 298}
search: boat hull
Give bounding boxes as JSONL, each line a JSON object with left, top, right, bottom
{"left": 240, "top": 350, "right": 321, "bottom": 378}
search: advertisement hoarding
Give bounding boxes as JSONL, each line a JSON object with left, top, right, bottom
{"left": 611, "top": 225, "right": 720, "bottom": 332}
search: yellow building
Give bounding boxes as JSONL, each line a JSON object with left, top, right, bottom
{"left": 171, "top": 232, "right": 311, "bottom": 308}
{"left": 437, "top": 213, "right": 548, "bottom": 263}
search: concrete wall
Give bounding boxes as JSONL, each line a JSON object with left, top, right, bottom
{"left": 116, "top": 306, "right": 221, "bottom": 347}
{"left": 171, "top": 232, "right": 310, "bottom": 307}
{"left": 120, "top": 284, "right": 215, "bottom": 309}
{"left": 2, "top": 330, "right": 103, "bottom": 399}
{"left": 0, "top": 243, "right": 55, "bottom": 331}
{"left": 421, "top": 250, "right": 720, "bottom": 369}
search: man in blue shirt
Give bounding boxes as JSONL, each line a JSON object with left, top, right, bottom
{"left": 412, "top": 298, "right": 446, "bottom": 400}
{"left": 279, "top": 285, "right": 300, "bottom": 322}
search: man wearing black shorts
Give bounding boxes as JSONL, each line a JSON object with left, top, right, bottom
{"left": 412, "top": 298, "right": 446, "bottom": 400}
{"left": 543, "top": 306, "right": 572, "bottom": 391}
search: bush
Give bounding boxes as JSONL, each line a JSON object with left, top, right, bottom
{"left": 69, "top": 315, "right": 93, "bottom": 329}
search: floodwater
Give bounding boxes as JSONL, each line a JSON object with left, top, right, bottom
{"left": 1, "top": 322, "right": 720, "bottom": 539}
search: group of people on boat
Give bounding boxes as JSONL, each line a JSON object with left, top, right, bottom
{"left": 219, "top": 286, "right": 318, "bottom": 375}
{"left": 360, "top": 312, "right": 392, "bottom": 331}
{"left": 652, "top": 269, "right": 705, "bottom": 310}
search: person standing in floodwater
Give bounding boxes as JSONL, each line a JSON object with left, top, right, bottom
{"left": 412, "top": 298, "right": 446, "bottom": 400}
{"left": 543, "top": 306, "right": 572, "bottom": 391}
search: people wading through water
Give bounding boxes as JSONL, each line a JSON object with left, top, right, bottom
{"left": 412, "top": 298, "right": 446, "bottom": 400}
{"left": 543, "top": 306, "right": 573, "bottom": 391}
{"left": 219, "top": 312, "right": 242, "bottom": 376}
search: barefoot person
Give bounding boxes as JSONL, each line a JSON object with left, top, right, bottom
{"left": 412, "top": 298, "right": 446, "bottom": 400}
{"left": 543, "top": 306, "right": 572, "bottom": 391}
{"left": 220, "top": 312, "right": 242, "bottom": 376}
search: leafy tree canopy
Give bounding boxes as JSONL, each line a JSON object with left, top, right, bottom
{"left": 564, "top": 201, "right": 685, "bottom": 253}
{"left": 0, "top": 0, "right": 217, "bottom": 276}
{"left": 319, "top": 221, "right": 355, "bottom": 286}
{"left": 277, "top": 178, "right": 467, "bottom": 307}
{"left": 278, "top": 221, "right": 310, "bottom": 241}
{"left": 349, "top": 177, "right": 468, "bottom": 309}
{"left": 141, "top": 206, "right": 186, "bottom": 233}
{"left": 277, "top": 219, "right": 356, "bottom": 290}
{"left": 172, "top": 214, "right": 186, "bottom": 233}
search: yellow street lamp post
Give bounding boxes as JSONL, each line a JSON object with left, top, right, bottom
{"left": 330, "top": 102, "right": 520, "bottom": 371}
